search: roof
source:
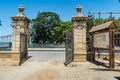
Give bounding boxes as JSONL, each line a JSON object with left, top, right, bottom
{"left": 89, "top": 21, "right": 116, "bottom": 33}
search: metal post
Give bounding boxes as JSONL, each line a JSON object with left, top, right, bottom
{"left": 91, "top": 32, "right": 95, "bottom": 62}
{"left": 109, "top": 28, "right": 115, "bottom": 68}
{"left": 93, "top": 13, "right": 95, "bottom": 26}
{"left": 98, "top": 12, "right": 101, "bottom": 24}
{"left": 92, "top": 12, "right": 120, "bottom": 27}
{"left": 0, "top": 37, "right": 1, "bottom": 42}
{"left": 110, "top": 12, "right": 113, "bottom": 20}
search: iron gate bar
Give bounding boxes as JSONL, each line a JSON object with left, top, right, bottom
{"left": 64, "top": 33, "right": 73, "bottom": 66}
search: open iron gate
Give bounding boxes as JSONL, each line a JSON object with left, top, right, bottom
{"left": 64, "top": 33, "right": 73, "bottom": 66}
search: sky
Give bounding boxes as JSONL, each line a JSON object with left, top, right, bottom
{"left": 0, "top": 0, "right": 120, "bottom": 36}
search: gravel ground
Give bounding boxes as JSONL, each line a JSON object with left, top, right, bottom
{"left": 0, "top": 61, "right": 120, "bottom": 80}
{"left": 0, "top": 51, "right": 120, "bottom": 80}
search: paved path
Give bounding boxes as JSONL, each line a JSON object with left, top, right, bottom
{"left": 28, "top": 50, "right": 65, "bottom": 62}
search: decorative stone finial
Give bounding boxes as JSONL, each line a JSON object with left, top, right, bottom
{"left": 16, "top": 5, "right": 25, "bottom": 17}
{"left": 76, "top": 5, "right": 82, "bottom": 13}
{"left": 18, "top": 5, "right": 24, "bottom": 13}
{"left": 75, "top": 5, "right": 83, "bottom": 17}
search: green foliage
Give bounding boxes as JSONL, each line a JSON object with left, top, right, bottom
{"left": 53, "top": 21, "right": 72, "bottom": 43}
{"left": 30, "top": 12, "right": 72, "bottom": 44}
{"left": 92, "top": 17, "right": 120, "bottom": 32}
{"left": 30, "top": 12, "right": 61, "bottom": 43}
{"left": 87, "top": 15, "right": 120, "bottom": 32}
{"left": 30, "top": 11, "right": 120, "bottom": 44}
{"left": 86, "top": 12, "right": 94, "bottom": 43}
{"left": 86, "top": 13, "right": 120, "bottom": 44}
{"left": 113, "top": 18, "right": 120, "bottom": 32}
{"left": 87, "top": 11, "right": 94, "bottom": 32}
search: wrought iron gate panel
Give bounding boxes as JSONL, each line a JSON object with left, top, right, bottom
{"left": 20, "top": 33, "right": 27, "bottom": 60}
{"left": 64, "top": 33, "right": 73, "bottom": 66}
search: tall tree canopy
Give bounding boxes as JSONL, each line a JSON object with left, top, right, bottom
{"left": 31, "top": 12, "right": 61, "bottom": 43}
{"left": 30, "top": 12, "right": 72, "bottom": 44}
{"left": 53, "top": 21, "right": 72, "bottom": 43}
{"left": 30, "top": 11, "right": 120, "bottom": 44}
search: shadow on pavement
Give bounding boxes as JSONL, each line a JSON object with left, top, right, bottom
{"left": 89, "top": 68, "right": 120, "bottom": 72}
{"left": 28, "top": 56, "right": 32, "bottom": 59}
{"left": 93, "top": 60, "right": 109, "bottom": 68}
{"left": 114, "top": 77, "right": 120, "bottom": 80}
{"left": 20, "top": 56, "right": 33, "bottom": 65}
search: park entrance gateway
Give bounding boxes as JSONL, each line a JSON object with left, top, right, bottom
{"left": 0, "top": 5, "right": 88, "bottom": 66}
{"left": 0, "top": 5, "right": 117, "bottom": 68}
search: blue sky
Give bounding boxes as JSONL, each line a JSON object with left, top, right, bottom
{"left": 0, "top": 0, "right": 120, "bottom": 36}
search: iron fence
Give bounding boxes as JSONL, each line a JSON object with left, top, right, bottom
{"left": 0, "top": 32, "right": 120, "bottom": 50}
{"left": 28, "top": 43, "right": 65, "bottom": 48}
{"left": 0, "top": 35, "right": 12, "bottom": 51}
{"left": 115, "top": 32, "right": 120, "bottom": 47}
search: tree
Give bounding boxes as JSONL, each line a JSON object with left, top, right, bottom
{"left": 87, "top": 11, "right": 94, "bottom": 31}
{"left": 114, "top": 17, "right": 120, "bottom": 32}
{"left": 30, "top": 12, "right": 61, "bottom": 43}
{"left": 86, "top": 11, "right": 94, "bottom": 44}
{"left": 53, "top": 21, "right": 72, "bottom": 43}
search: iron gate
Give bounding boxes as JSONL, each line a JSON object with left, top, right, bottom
{"left": 64, "top": 33, "right": 73, "bottom": 66}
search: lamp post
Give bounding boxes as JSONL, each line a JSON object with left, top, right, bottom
{"left": 0, "top": 20, "right": 2, "bottom": 26}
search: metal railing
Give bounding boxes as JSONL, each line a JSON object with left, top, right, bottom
{"left": 0, "top": 33, "right": 120, "bottom": 50}
{"left": 0, "top": 35, "right": 12, "bottom": 51}
{"left": 115, "top": 32, "right": 120, "bottom": 47}
{"left": 28, "top": 43, "right": 65, "bottom": 48}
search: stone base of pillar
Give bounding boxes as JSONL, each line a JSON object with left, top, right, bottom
{"left": 11, "top": 53, "right": 20, "bottom": 66}
{"left": 0, "top": 52, "right": 20, "bottom": 66}
{"left": 73, "top": 54, "right": 87, "bottom": 62}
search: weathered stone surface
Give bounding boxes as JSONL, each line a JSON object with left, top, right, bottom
{"left": 74, "top": 54, "right": 87, "bottom": 62}
{"left": 10, "top": 5, "right": 30, "bottom": 66}
{"left": 0, "top": 52, "right": 19, "bottom": 66}
{"left": 0, "top": 5, "right": 30, "bottom": 66}
{"left": 72, "top": 5, "right": 87, "bottom": 62}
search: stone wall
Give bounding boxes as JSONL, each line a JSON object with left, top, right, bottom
{"left": 0, "top": 51, "right": 20, "bottom": 66}
{"left": 0, "top": 33, "right": 27, "bottom": 66}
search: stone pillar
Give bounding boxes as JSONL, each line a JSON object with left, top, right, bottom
{"left": 72, "top": 5, "right": 87, "bottom": 62}
{"left": 11, "top": 5, "right": 30, "bottom": 65}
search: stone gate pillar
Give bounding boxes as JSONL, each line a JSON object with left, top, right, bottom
{"left": 11, "top": 5, "right": 30, "bottom": 65}
{"left": 72, "top": 5, "right": 87, "bottom": 61}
